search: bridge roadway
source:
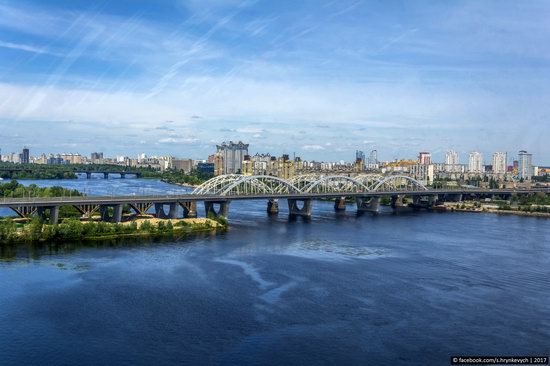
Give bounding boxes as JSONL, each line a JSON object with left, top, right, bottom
{"left": 0, "top": 187, "right": 547, "bottom": 224}
{"left": 0, "top": 168, "right": 142, "bottom": 179}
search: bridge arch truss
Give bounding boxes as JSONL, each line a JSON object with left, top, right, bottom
{"left": 193, "top": 174, "right": 428, "bottom": 196}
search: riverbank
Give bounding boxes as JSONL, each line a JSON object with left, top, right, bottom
{"left": 0, "top": 217, "right": 226, "bottom": 244}
{"left": 161, "top": 179, "right": 200, "bottom": 189}
{"left": 442, "top": 203, "right": 550, "bottom": 218}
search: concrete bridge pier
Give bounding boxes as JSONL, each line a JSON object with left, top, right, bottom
{"left": 288, "top": 199, "right": 312, "bottom": 217}
{"left": 100, "top": 204, "right": 123, "bottom": 223}
{"left": 391, "top": 195, "right": 406, "bottom": 210}
{"left": 103, "top": 172, "right": 109, "bottom": 179}
{"left": 155, "top": 202, "right": 178, "bottom": 219}
{"left": 412, "top": 195, "right": 437, "bottom": 209}
{"left": 37, "top": 206, "right": 59, "bottom": 224}
{"left": 204, "top": 201, "right": 230, "bottom": 218}
{"left": 86, "top": 172, "right": 92, "bottom": 179}
{"left": 267, "top": 199, "right": 279, "bottom": 214}
{"left": 356, "top": 196, "right": 380, "bottom": 213}
{"left": 334, "top": 197, "right": 347, "bottom": 211}
{"left": 180, "top": 201, "right": 197, "bottom": 218}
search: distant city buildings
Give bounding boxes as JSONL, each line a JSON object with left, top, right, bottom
{"left": 492, "top": 152, "right": 507, "bottom": 174}
{"left": 444, "top": 150, "right": 461, "bottom": 173}
{"left": 468, "top": 152, "right": 483, "bottom": 173}
{"left": 215, "top": 141, "right": 249, "bottom": 175}
{"left": 367, "top": 149, "right": 379, "bottom": 169}
{"left": 20, "top": 147, "right": 29, "bottom": 164}
{"left": 91, "top": 152, "right": 104, "bottom": 163}
{"left": 418, "top": 152, "right": 432, "bottom": 165}
{"left": 0, "top": 142, "right": 545, "bottom": 187}
{"left": 518, "top": 150, "right": 533, "bottom": 180}
{"left": 410, "top": 164, "right": 434, "bottom": 185}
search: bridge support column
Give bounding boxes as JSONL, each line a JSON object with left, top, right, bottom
{"left": 155, "top": 202, "right": 178, "bottom": 219}
{"left": 103, "top": 172, "right": 109, "bottom": 179}
{"left": 100, "top": 204, "right": 123, "bottom": 223}
{"left": 204, "top": 201, "right": 230, "bottom": 218}
{"left": 86, "top": 172, "right": 92, "bottom": 179}
{"left": 267, "top": 199, "right": 279, "bottom": 214}
{"left": 37, "top": 206, "right": 59, "bottom": 224}
{"left": 120, "top": 173, "right": 126, "bottom": 179}
{"left": 180, "top": 201, "right": 197, "bottom": 218}
{"left": 288, "top": 199, "right": 312, "bottom": 217}
{"left": 391, "top": 195, "right": 406, "bottom": 210}
{"left": 334, "top": 197, "right": 346, "bottom": 211}
{"left": 356, "top": 196, "right": 380, "bottom": 213}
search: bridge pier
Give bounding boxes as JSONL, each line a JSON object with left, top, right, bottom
{"left": 37, "top": 206, "right": 60, "bottom": 224}
{"left": 267, "top": 199, "right": 279, "bottom": 214}
{"left": 334, "top": 197, "right": 347, "bottom": 211}
{"left": 155, "top": 202, "right": 178, "bottom": 219}
{"left": 356, "top": 196, "right": 380, "bottom": 213}
{"left": 391, "top": 195, "right": 406, "bottom": 210}
{"left": 120, "top": 173, "right": 126, "bottom": 179}
{"left": 204, "top": 201, "right": 230, "bottom": 218}
{"left": 86, "top": 172, "right": 92, "bottom": 179}
{"left": 180, "top": 201, "right": 197, "bottom": 218}
{"left": 103, "top": 172, "right": 109, "bottom": 179}
{"left": 288, "top": 199, "right": 312, "bottom": 217}
{"left": 100, "top": 204, "right": 123, "bottom": 223}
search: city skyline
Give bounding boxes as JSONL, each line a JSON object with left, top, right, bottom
{"left": 0, "top": 0, "right": 549, "bottom": 161}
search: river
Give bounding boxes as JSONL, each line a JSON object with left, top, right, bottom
{"left": 1, "top": 177, "right": 549, "bottom": 365}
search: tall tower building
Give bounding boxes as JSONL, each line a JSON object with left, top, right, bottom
{"left": 216, "top": 141, "right": 249, "bottom": 174}
{"left": 367, "top": 149, "right": 378, "bottom": 169}
{"left": 444, "top": 150, "right": 459, "bottom": 172}
{"left": 21, "top": 147, "right": 30, "bottom": 164}
{"left": 492, "top": 152, "right": 507, "bottom": 174}
{"left": 518, "top": 150, "right": 533, "bottom": 180}
{"left": 418, "top": 152, "right": 432, "bottom": 165}
{"left": 468, "top": 152, "right": 483, "bottom": 173}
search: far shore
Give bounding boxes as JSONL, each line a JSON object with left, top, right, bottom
{"left": 442, "top": 206, "right": 550, "bottom": 218}
{"left": 161, "top": 180, "right": 200, "bottom": 189}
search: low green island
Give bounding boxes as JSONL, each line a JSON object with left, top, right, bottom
{"left": 0, "top": 180, "right": 226, "bottom": 244}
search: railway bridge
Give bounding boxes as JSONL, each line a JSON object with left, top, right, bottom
{"left": 0, "top": 174, "right": 547, "bottom": 224}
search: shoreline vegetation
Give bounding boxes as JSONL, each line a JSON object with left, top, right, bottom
{"left": 0, "top": 217, "right": 227, "bottom": 244}
{"left": 0, "top": 180, "right": 226, "bottom": 245}
{"left": 0, "top": 162, "right": 213, "bottom": 185}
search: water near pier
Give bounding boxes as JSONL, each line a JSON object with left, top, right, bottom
{"left": 1, "top": 178, "right": 549, "bottom": 365}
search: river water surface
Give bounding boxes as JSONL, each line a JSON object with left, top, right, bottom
{"left": 1, "top": 178, "right": 549, "bottom": 365}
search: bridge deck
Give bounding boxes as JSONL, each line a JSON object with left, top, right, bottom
{"left": 0, "top": 188, "right": 546, "bottom": 207}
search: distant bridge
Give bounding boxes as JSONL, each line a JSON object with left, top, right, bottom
{"left": 0, "top": 168, "right": 143, "bottom": 179}
{"left": 0, "top": 174, "right": 547, "bottom": 224}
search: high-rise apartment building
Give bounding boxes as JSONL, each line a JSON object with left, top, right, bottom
{"left": 91, "top": 152, "right": 104, "bottom": 163}
{"left": 418, "top": 152, "right": 432, "bottom": 165}
{"left": 367, "top": 149, "right": 378, "bottom": 169}
{"left": 444, "top": 150, "right": 460, "bottom": 172}
{"left": 518, "top": 150, "right": 533, "bottom": 180}
{"left": 492, "top": 152, "right": 507, "bottom": 174}
{"left": 215, "top": 141, "right": 249, "bottom": 175}
{"left": 468, "top": 152, "right": 483, "bottom": 173}
{"left": 355, "top": 150, "right": 365, "bottom": 170}
{"left": 20, "top": 147, "right": 30, "bottom": 164}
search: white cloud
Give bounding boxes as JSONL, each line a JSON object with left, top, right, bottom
{"left": 158, "top": 137, "right": 198, "bottom": 144}
{"left": 302, "top": 144, "right": 325, "bottom": 151}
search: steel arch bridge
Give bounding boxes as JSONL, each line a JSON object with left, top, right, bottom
{"left": 192, "top": 174, "right": 428, "bottom": 196}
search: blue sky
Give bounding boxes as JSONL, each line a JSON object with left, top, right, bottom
{"left": 0, "top": 0, "right": 549, "bottom": 164}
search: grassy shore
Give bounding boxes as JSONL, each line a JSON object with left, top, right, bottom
{"left": 0, "top": 216, "right": 227, "bottom": 244}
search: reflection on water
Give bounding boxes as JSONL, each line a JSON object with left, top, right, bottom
{"left": 1, "top": 179, "right": 549, "bottom": 365}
